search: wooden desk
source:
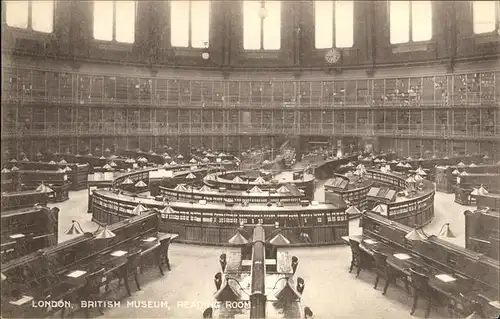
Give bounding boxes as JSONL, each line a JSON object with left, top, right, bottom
{"left": 475, "top": 193, "right": 500, "bottom": 212}
{"left": 2, "top": 231, "right": 166, "bottom": 318}
{"left": 241, "top": 259, "right": 277, "bottom": 266}
{"left": 348, "top": 230, "right": 499, "bottom": 317}
{"left": 362, "top": 212, "right": 499, "bottom": 296}
{"left": 359, "top": 236, "right": 484, "bottom": 297}
{"left": 1, "top": 213, "right": 162, "bottom": 318}
{"left": 213, "top": 275, "right": 301, "bottom": 319}
{"left": 1, "top": 190, "right": 51, "bottom": 211}
{"left": 465, "top": 209, "right": 500, "bottom": 261}
{"left": 1, "top": 206, "right": 58, "bottom": 262}
{"left": 13, "top": 161, "right": 89, "bottom": 191}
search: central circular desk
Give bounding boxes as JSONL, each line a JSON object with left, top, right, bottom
{"left": 90, "top": 165, "right": 349, "bottom": 246}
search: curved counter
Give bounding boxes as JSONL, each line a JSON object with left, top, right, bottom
{"left": 91, "top": 187, "right": 348, "bottom": 246}
{"left": 324, "top": 174, "right": 374, "bottom": 212}
{"left": 364, "top": 170, "right": 435, "bottom": 227}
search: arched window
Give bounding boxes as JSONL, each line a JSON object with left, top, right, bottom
{"left": 93, "top": 0, "right": 136, "bottom": 43}
{"left": 389, "top": 1, "right": 432, "bottom": 44}
{"left": 472, "top": 1, "right": 499, "bottom": 34}
{"left": 170, "top": 0, "right": 210, "bottom": 48}
{"left": 243, "top": 0, "right": 281, "bottom": 50}
{"left": 314, "top": 0, "right": 354, "bottom": 49}
{"left": 5, "top": 0, "right": 54, "bottom": 33}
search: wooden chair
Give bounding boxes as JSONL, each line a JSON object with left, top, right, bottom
{"left": 81, "top": 268, "right": 106, "bottom": 318}
{"left": 409, "top": 268, "right": 436, "bottom": 318}
{"left": 348, "top": 239, "right": 372, "bottom": 277}
{"left": 214, "top": 272, "right": 222, "bottom": 291}
{"left": 123, "top": 251, "right": 142, "bottom": 296}
{"left": 220, "top": 253, "right": 227, "bottom": 272}
{"left": 152, "top": 244, "right": 165, "bottom": 276}
{"left": 291, "top": 256, "right": 299, "bottom": 275}
{"left": 447, "top": 292, "right": 477, "bottom": 318}
{"left": 472, "top": 294, "right": 492, "bottom": 318}
{"left": 62, "top": 268, "right": 105, "bottom": 319}
{"left": 202, "top": 307, "right": 213, "bottom": 318}
{"left": 304, "top": 306, "right": 314, "bottom": 318}
{"left": 444, "top": 275, "right": 475, "bottom": 317}
{"left": 140, "top": 243, "right": 165, "bottom": 276}
{"left": 296, "top": 277, "right": 305, "bottom": 294}
{"left": 373, "top": 249, "right": 409, "bottom": 295}
{"left": 103, "top": 257, "right": 129, "bottom": 293}
{"left": 159, "top": 237, "right": 171, "bottom": 271}
{"left": 372, "top": 250, "right": 390, "bottom": 294}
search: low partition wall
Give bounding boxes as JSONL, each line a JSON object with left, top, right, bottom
{"left": 0, "top": 169, "right": 70, "bottom": 202}
{"left": 392, "top": 154, "right": 488, "bottom": 180}
{"left": 1, "top": 190, "right": 53, "bottom": 211}
{"left": 5, "top": 161, "right": 89, "bottom": 191}
{"left": 365, "top": 169, "right": 408, "bottom": 190}
{"left": 88, "top": 162, "right": 230, "bottom": 189}
{"left": 476, "top": 193, "right": 500, "bottom": 212}
{"left": 361, "top": 212, "right": 499, "bottom": 301}
{"left": 365, "top": 170, "right": 435, "bottom": 227}
{"left": 464, "top": 208, "right": 500, "bottom": 261}
{"left": 385, "top": 185, "right": 434, "bottom": 227}
{"left": 324, "top": 174, "right": 374, "bottom": 211}
{"left": 61, "top": 154, "right": 134, "bottom": 171}
{"left": 159, "top": 186, "right": 305, "bottom": 204}
{"left": 435, "top": 164, "right": 500, "bottom": 193}
{"left": 91, "top": 190, "right": 349, "bottom": 246}
{"left": 458, "top": 173, "right": 500, "bottom": 192}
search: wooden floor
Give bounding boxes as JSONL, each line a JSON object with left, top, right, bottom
{"left": 49, "top": 181, "right": 469, "bottom": 318}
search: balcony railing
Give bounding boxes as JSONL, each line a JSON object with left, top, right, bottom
{"left": 4, "top": 123, "right": 499, "bottom": 139}
{"left": 2, "top": 66, "right": 499, "bottom": 108}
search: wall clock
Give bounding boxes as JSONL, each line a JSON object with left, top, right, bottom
{"left": 325, "top": 48, "right": 341, "bottom": 64}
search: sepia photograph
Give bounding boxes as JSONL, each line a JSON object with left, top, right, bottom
{"left": 1, "top": 0, "right": 499, "bottom": 318}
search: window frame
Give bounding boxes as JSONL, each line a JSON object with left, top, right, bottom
{"left": 313, "top": 0, "right": 354, "bottom": 49}
{"left": 471, "top": 0, "right": 500, "bottom": 36}
{"left": 92, "top": 0, "right": 137, "bottom": 44}
{"left": 169, "top": 0, "right": 211, "bottom": 49}
{"left": 243, "top": 0, "right": 281, "bottom": 51}
{"left": 388, "top": 0, "right": 434, "bottom": 45}
{"left": 5, "top": 0, "right": 56, "bottom": 34}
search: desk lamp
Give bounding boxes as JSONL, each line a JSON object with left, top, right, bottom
{"left": 64, "top": 220, "right": 85, "bottom": 235}
{"left": 405, "top": 227, "right": 428, "bottom": 241}
{"left": 346, "top": 205, "right": 361, "bottom": 216}
{"left": 228, "top": 232, "right": 249, "bottom": 245}
{"left": 372, "top": 204, "right": 387, "bottom": 216}
{"left": 64, "top": 220, "right": 116, "bottom": 238}
{"left": 94, "top": 225, "right": 116, "bottom": 239}
{"left": 437, "top": 223, "right": 456, "bottom": 238}
{"left": 304, "top": 307, "right": 314, "bottom": 319}
{"left": 477, "top": 185, "right": 489, "bottom": 196}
